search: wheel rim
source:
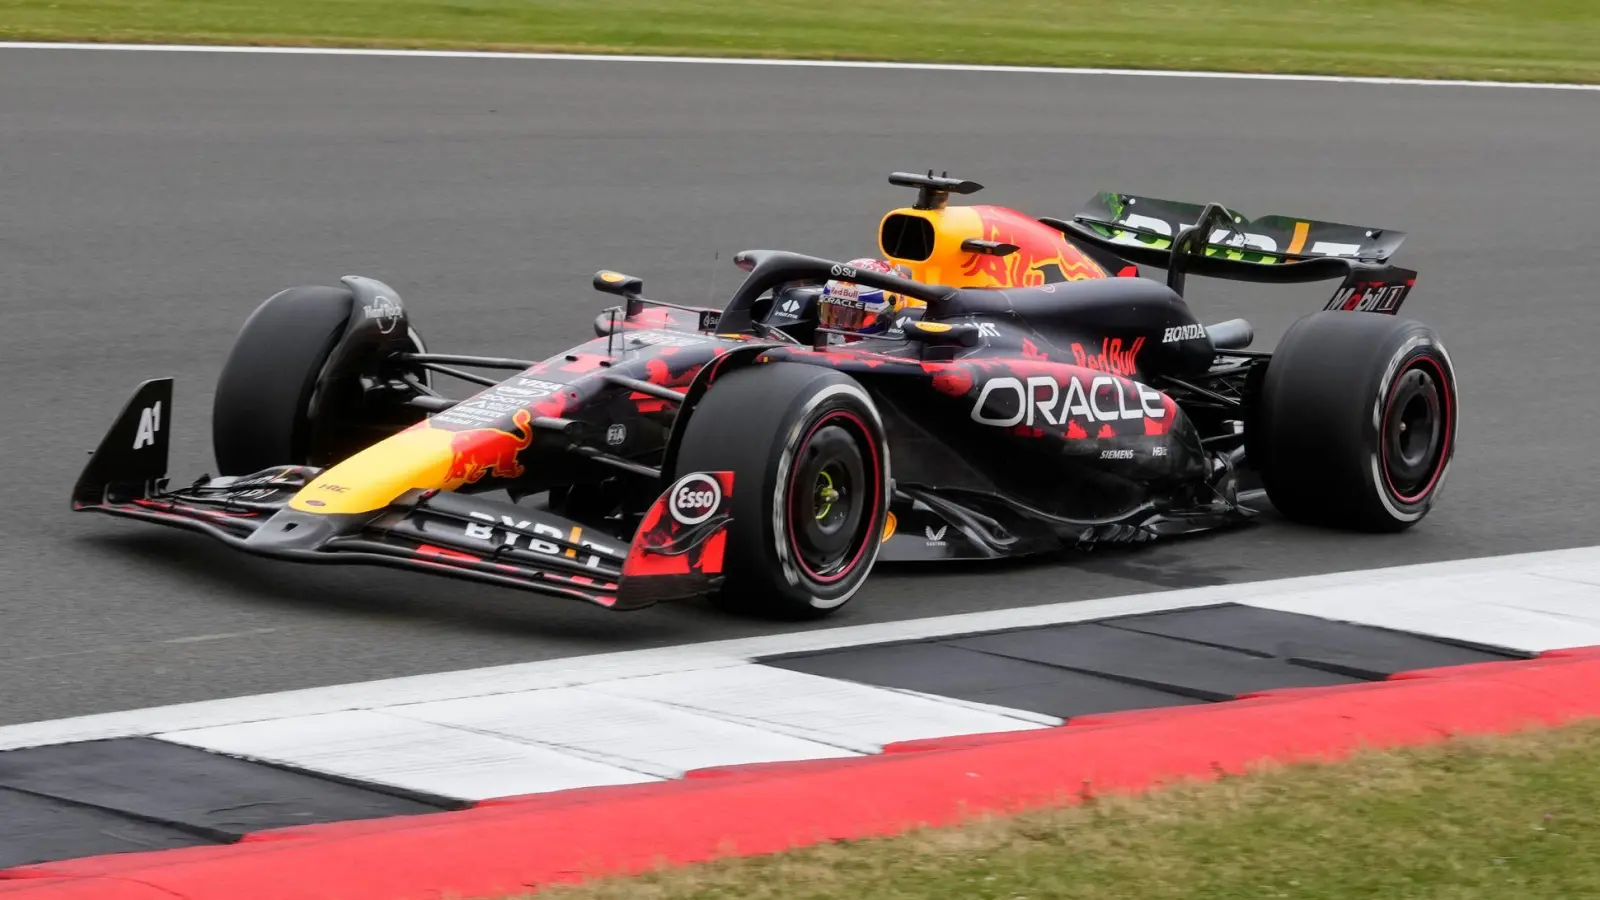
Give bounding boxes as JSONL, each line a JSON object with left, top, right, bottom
{"left": 785, "top": 412, "right": 878, "bottom": 584}
{"left": 1381, "top": 357, "right": 1450, "bottom": 503}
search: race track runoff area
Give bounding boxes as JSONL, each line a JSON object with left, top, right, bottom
{"left": 2, "top": 545, "right": 1599, "bottom": 898}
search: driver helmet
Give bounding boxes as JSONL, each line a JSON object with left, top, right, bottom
{"left": 817, "top": 258, "right": 914, "bottom": 342}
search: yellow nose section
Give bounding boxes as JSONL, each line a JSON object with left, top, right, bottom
{"left": 288, "top": 409, "right": 538, "bottom": 516}
{"left": 289, "top": 427, "right": 460, "bottom": 515}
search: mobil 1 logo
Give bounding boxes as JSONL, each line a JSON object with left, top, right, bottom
{"left": 1328, "top": 283, "right": 1409, "bottom": 313}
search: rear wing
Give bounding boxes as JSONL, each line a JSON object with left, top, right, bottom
{"left": 1044, "top": 193, "right": 1418, "bottom": 315}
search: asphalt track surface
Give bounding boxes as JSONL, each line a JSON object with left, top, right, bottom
{"left": 3, "top": 48, "right": 1598, "bottom": 726}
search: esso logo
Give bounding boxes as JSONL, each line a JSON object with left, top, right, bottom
{"left": 668, "top": 473, "right": 721, "bottom": 526}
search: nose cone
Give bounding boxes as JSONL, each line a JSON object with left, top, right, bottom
{"left": 288, "top": 426, "right": 460, "bottom": 516}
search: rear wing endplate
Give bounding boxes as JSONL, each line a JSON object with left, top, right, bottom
{"left": 1044, "top": 193, "right": 1418, "bottom": 314}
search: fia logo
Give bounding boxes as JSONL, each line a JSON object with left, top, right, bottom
{"left": 924, "top": 525, "right": 947, "bottom": 547}
{"left": 132, "top": 401, "right": 162, "bottom": 450}
{"left": 606, "top": 424, "right": 627, "bottom": 446}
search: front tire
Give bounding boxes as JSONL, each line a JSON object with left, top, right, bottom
{"left": 1251, "top": 311, "right": 1457, "bottom": 532}
{"left": 211, "top": 286, "right": 427, "bottom": 475}
{"left": 213, "top": 287, "right": 353, "bottom": 475}
{"left": 673, "top": 362, "right": 890, "bottom": 619}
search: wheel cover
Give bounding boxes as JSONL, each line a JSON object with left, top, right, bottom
{"left": 1380, "top": 356, "right": 1451, "bottom": 504}
{"left": 785, "top": 412, "right": 878, "bottom": 584}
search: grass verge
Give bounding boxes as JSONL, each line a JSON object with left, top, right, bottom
{"left": 511, "top": 718, "right": 1600, "bottom": 900}
{"left": 3, "top": 0, "right": 1600, "bottom": 83}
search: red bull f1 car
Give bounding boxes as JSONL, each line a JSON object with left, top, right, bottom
{"left": 73, "top": 172, "right": 1457, "bottom": 619}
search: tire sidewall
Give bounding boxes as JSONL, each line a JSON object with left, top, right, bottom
{"left": 1254, "top": 311, "right": 1458, "bottom": 531}
{"left": 675, "top": 361, "right": 891, "bottom": 618}
{"left": 1364, "top": 331, "right": 1458, "bottom": 524}
{"left": 212, "top": 286, "right": 430, "bottom": 476}
{"left": 212, "top": 286, "right": 354, "bottom": 474}
{"left": 765, "top": 379, "right": 891, "bottom": 612}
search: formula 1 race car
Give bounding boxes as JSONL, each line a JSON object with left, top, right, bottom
{"left": 72, "top": 171, "right": 1457, "bottom": 619}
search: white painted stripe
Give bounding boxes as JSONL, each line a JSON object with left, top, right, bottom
{"left": 143, "top": 547, "right": 1600, "bottom": 802}
{"left": 2, "top": 545, "right": 1597, "bottom": 753}
{"left": 385, "top": 687, "right": 859, "bottom": 778}
{"left": 3, "top": 42, "right": 1599, "bottom": 92}
{"left": 160, "top": 710, "right": 660, "bottom": 800}
{"left": 164, "top": 665, "right": 1048, "bottom": 800}
{"left": 1249, "top": 570, "right": 1600, "bottom": 652}
{"left": 1528, "top": 558, "right": 1600, "bottom": 586}
{"left": 586, "top": 665, "right": 1050, "bottom": 753}
{"left": 0, "top": 580, "right": 1223, "bottom": 751}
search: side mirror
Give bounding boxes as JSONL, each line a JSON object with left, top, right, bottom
{"left": 593, "top": 270, "right": 643, "bottom": 297}
{"left": 902, "top": 319, "right": 982, "bottom": 348}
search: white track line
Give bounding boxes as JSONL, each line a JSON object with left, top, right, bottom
{"left": 3, "top": 42, "right": 1599, "bottom": 92}
{"left": 72, "top": 544, "right": 1600, "bottom": 794}
{"left": 2, "top": 544, "right": 1599, "bottom": 754}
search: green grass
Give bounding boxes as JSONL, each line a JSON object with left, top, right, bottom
{"left": 4, "top": 0, "right": 1600, "bottom": 83}
{"left": 506, "top": 719, "right": 1600, "bottom": 900}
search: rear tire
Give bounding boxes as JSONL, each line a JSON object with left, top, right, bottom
{"left": 673, "top": 362, "right": 890, "bottom": 619}
{"left": 1251, "top": 311, "right": 1457, "bottom": 532}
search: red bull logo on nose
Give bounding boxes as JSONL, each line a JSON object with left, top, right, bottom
{"left": 445, "top": 409, "right": 535, "bottom": 487}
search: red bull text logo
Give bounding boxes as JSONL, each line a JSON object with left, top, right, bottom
{"left": 1071, "top": 337, "right": 1144, "bottom": 378}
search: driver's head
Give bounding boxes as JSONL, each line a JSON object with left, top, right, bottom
{"left": 817, "top": 258, "right": 913, "bottom": 342}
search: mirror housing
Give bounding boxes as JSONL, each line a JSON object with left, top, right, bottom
{"left": 593, "top": 270, "right": 643, "bottom": 297}
{"left": 902, "top": 319, "right": 982, "bottom": 348}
